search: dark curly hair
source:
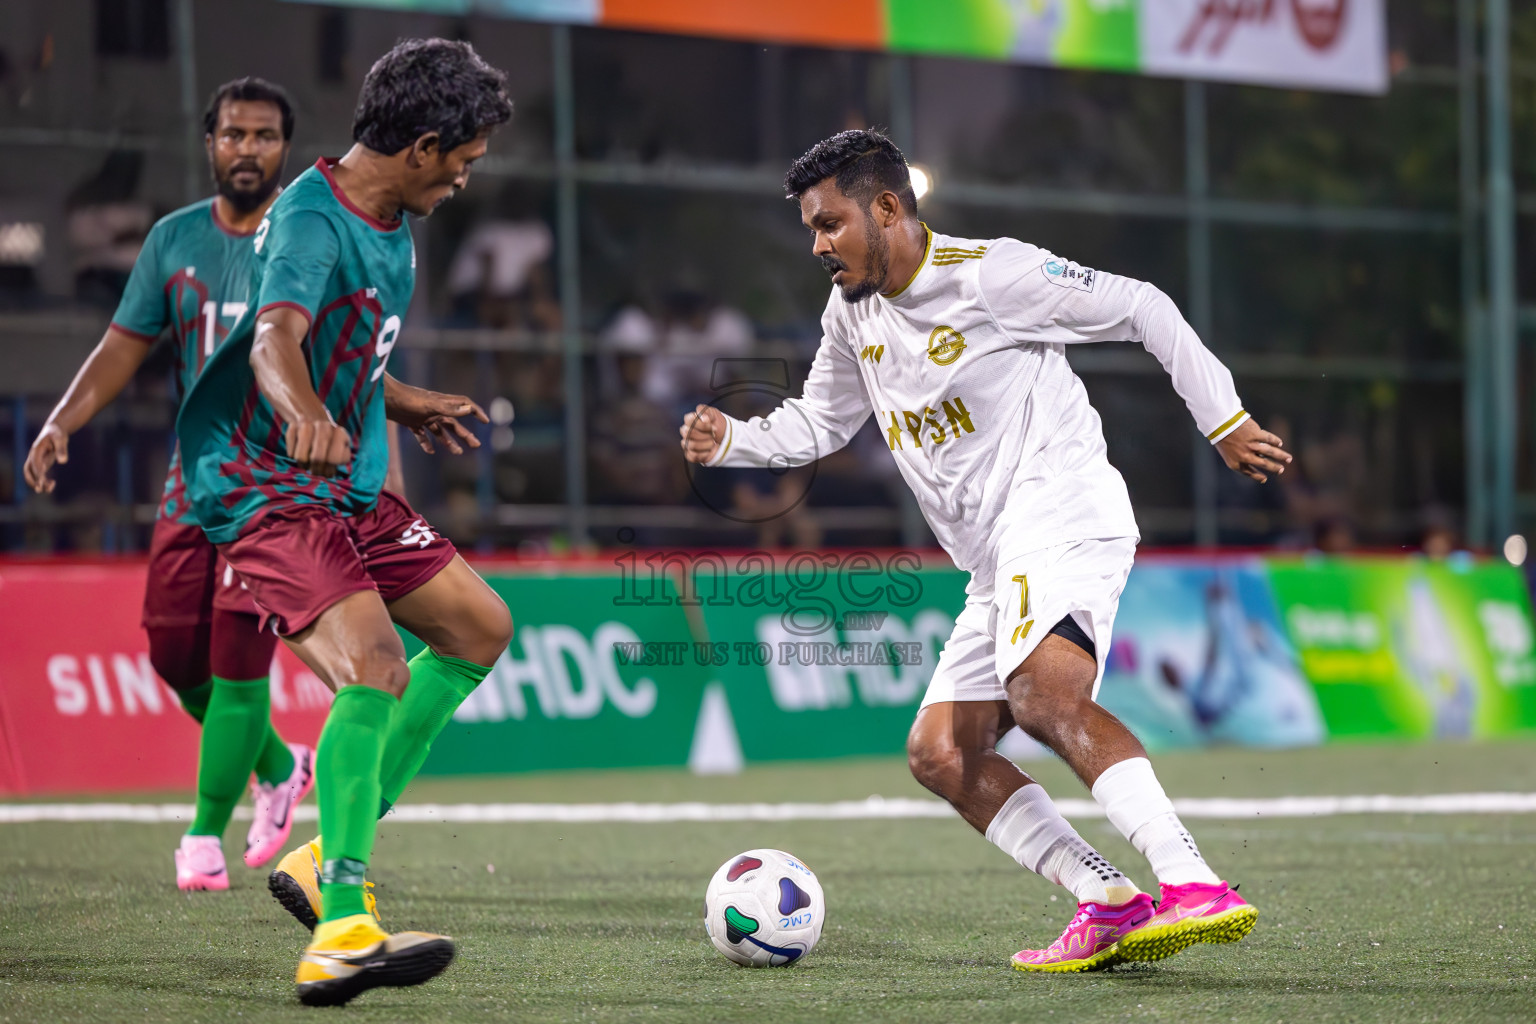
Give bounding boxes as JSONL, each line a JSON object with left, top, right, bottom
{"left": 784, "top": 129, "right": 917, "bottom": 215}
{"left": 203, "top": 77, "right": 294, "bottom": 140}
{"left": 352, "top": 38, "right": 513, "bottom": 157}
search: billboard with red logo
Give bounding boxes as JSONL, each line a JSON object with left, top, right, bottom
{"left": 1142, "top": 0, "right": 1384, "bottom": 93}
{"left": 285, "top": 0, "right": 1388, "bottom": 95}
{"left": 0, "top": 564, "right": 332, "bottom": 795}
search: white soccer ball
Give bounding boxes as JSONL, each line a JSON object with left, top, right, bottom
{"left": 703, "top": 848, "right": 824, "bottom": 967}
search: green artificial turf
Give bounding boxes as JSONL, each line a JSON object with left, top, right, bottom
{"left": 2, "top": 740, "right": 1534, "bottom": 1023}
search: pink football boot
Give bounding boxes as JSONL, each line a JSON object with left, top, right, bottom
{"left": 1011, "top": 893, "right": 1155, "bottom": 973}
{"left": 1117, "top": 881, "right": 1258, "bottom": 963}
{"left": 174, "top": 834, "right": 229, "bottom": 892}
{"left": 244, "top": 743, "right": 315, "bottom": 869}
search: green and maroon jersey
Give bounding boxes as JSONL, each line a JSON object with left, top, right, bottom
{"left": 110, "top": 198, "right": 258, "bottom": 523}
{"left": 177, "top": 158, "right": 414, "bottom": 545}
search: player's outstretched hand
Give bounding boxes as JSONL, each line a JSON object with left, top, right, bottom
{"left": 680, "top": 404, "right": 725, "bottom": 464}
{"left": 1216, "top": 417, "right": 1291, "bottom": 483}
{"left": 285, "top": 417, "right": 352, "bottom": 478}
{"left": 23, "top": 424, "right": 69, "bottom": 494}
{"left": 388, "top": 384, "right": 488, "bottom": 455}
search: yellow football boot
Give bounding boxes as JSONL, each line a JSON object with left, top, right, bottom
{"left": 296, "top": 913, "right": 454, "bottom": 1007}
{"left": 268, "top": 837, "right": 378, "bottom": 931}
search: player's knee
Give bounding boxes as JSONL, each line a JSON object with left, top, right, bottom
{"left": 442, "top": 593, "right": 512, "bottom": 667}
{"left": 333, "top": 645, "right": 411, "bottom": 697}
{"left": 906, "top": 728, "right": 965, "bottom": 797}
{"left": 478, "top": 598, "right": 513, "bottom": 659}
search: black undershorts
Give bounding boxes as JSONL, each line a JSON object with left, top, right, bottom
{"left": 1047, "top": 614, "right": 1095, "bottom": 658}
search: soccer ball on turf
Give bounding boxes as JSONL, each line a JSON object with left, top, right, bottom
{"left": 703, "top": 848, "right": 824, "bottom": 967}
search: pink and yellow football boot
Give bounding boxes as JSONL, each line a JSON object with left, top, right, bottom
{"left": 1116, "top": 881, "right": 1258, "bottom": 963}
{"left": 1011, "top": 893, "right": 1155, "bottom": 973}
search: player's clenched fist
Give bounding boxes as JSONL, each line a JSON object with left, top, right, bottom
{"left": 23, "top": 424, "right": 70, "bottom": 494}
{"left": 680, "top": 404, "right": 726, "bottom": 464}
{"left": 1216, "top": 417, "right": 1292, "bottom": 484}
{"left": 285, "top": 417, "right": 352, "bottom": 477}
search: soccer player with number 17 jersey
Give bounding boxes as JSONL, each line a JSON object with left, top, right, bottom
{"left": 177, "top": 40, "right": 515, "bottom": 1006}
{"left": 25, "top": 78, "right": 314, "bottom": 891}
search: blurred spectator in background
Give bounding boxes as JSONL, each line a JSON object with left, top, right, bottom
{"left": 589, "top": 330, "right": 686, "bottom": 506}
{"left": 1272, "top": 414, "right": 1378, "bottom": 547}
{"left": 598, "top": 296, "right": 660, "bottom": 396}
{"left": 0, "top": 213, "right": 45, "bottom": 306}
{"left": 641, "top": 287, "right": 753, "bottom": 413}
{"left": 1313, "top": 517, "right": 1357, "bottom": 555}
{"left": 1419, "top": 507, "right": 1460, "bottom": 559}
{"left": 731, "top": 468, "right": 822, "bottom": 550}
{"left": 445, "top": 183, "right": 560, "bottom": 331}
{"left": 65, "top": 150, "right": 152, "bottom": 307}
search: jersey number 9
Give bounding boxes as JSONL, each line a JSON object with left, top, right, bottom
{"left": 371, "top": 315, "right": 402, "bottom": 382}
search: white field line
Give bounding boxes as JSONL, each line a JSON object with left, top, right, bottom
{"left": 5, "top": 792, "right": 1536, "bottom": 825}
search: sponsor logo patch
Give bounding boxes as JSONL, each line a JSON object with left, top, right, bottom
{"left": 397, "top": 519, "right": 437, "bottom": 549}
{"left": 926, "top": 326, "right": 967, "bottom": 366}
{"left": 1042, "top": 258, "right": 1096, "bottom": 293}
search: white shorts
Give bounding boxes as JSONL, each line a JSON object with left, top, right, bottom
{"left": 918, "top": 536, "right": 1137, "bottom": 708}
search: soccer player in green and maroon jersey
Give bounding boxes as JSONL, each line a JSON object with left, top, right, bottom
{"left": 177, "top": 39, "right": 514, "bottom": 1006}
{"left": 24, "top": 78, "right": 316, "bottom": 891}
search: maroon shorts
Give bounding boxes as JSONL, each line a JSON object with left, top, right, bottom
{"left": 217, "top": 491, "right": 458, "bottom": 636}
{"left": 142, "top": 517, "right": 261, "bottom": 628}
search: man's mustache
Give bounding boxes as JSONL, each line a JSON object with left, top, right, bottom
{"left": 226, "top": 162, "right": 263, "bottom": 178}
{"left": 819, "top": 254, "right": 848, "bottom": 275}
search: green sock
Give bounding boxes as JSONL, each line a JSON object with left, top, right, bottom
{"left": 317, "top": 685, "right": 397, "bottom": 922}
{"left": 377, "top": 649, "right": 493, "bottom": 815}
{"left": 176, "top": 679, "right": 214, "bottom": 725}
{"left": 252, "top": 720, "right": 296, "bottom": 787}
{"left": 188, "top": 677, "right": 271, "bottom": 837}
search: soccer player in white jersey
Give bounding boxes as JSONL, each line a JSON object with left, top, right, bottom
{"left": 680, "top": 130, "right": 1292, "bottom": 972}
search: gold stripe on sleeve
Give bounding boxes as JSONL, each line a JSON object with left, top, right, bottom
{"left": 716, "top": 418, "right": 734, "bottom": 462}
{"left": 1206, "top": 410, "right": 1249, "bottom": 441}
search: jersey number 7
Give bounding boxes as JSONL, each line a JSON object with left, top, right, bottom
{"left": 1011, "top": 574, "right": 1034, "bottom": 645}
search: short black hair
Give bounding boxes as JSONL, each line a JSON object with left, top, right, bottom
{"left": 784, "top": 129, "right": 917, "bottom": 215}
{"left": 352, "top": 38, "right": 513, "bottom": 157}
{"left": 203, "top": 77, "right": 295, "bottom": 140}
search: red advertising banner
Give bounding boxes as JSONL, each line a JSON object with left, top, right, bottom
{"left": 0, "top": 563, "right": 332, "bottom": 796}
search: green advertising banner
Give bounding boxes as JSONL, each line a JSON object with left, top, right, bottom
{"left": 1266, "top": 557, "right": 1536, "bottom": 740}
{"left": 690, "top": 554, "right": 969, "bottom": 763}
{"left": 411, "top": 555, "right": 1536, "bottom": 777}
{"left": 885, "top": 0, "right": 1138, "bottom": 71}
{"left": 410, "top": 574, "right": 711, "bottom": 774}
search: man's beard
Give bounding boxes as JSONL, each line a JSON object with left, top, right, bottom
{"left": 826, "top": 218, "right": 890, "bottom": 304}
{"left": 215, "top": 161, "right": 281, "bottom": 213}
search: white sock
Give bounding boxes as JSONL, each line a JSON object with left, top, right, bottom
{"left": 1091, "top": 757, "right": 1220, "bottom": 886}
{"left": 985, "top": 783, "right": 1142, "bottom": 906}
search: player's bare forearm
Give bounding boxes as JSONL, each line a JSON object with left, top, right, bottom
{"left": 251, "top": 311, "right": 327, "bottom": 425}
{"left": 383, "top": 373, "right": 487, "bottom": 456}
{"left": 251, "top": 307, "right": 351, "bottom": 475}
{"left": 47, "top": 329, "right": 152, "bottom": 436}
{"left": 25, "top": 328, "right": 152, "bottom": 493}
{"left": 1215, "top": 417, "right": 1292, "bottom": 484}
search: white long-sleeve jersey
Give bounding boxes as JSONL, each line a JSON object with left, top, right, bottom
{"left": 706, "top": 228, "right": 1249, "bottom": 575}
